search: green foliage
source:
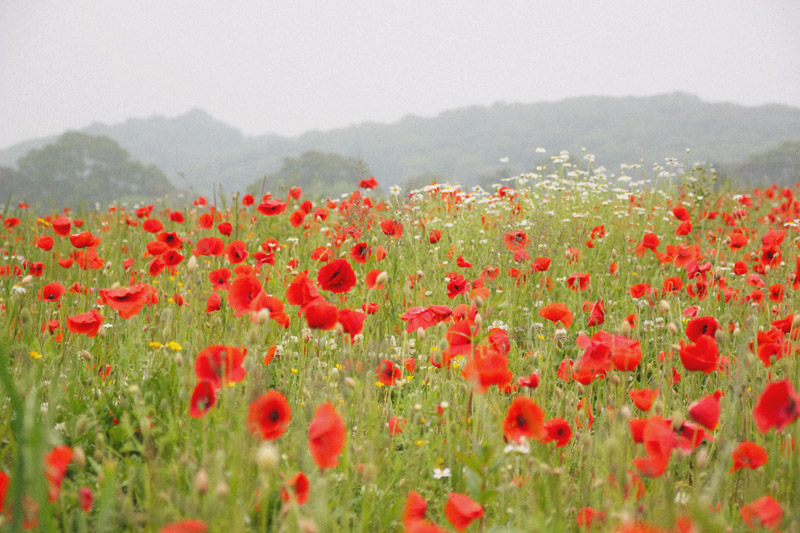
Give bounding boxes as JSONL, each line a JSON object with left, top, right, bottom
{"left": 4, "top": 132, "right": 175, "bottom": 210}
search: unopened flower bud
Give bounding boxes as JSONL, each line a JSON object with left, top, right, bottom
{"left": 195, "top": 468, "right": 209, "bottom": 494}
{"left": 256, "top": 443, "right": 279, "bottom": 472}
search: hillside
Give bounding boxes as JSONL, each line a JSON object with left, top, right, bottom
{"left": 3, "top": 93, "right": 800, "bottom": 195}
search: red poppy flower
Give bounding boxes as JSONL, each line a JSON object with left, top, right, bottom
{"left": 678, "top": 335, "right": 719, "bottom": 373}
{"left": 338, "top": 308, "right": 366, "bottom": 340}
{"left": 400, "top": 305, "right": 452, "bottom": 332}
{"left": 753, "top": 379, "right": 800, "bottom": 433}
{"left": 532, "top": 257, "right": 551, "bottom": 272}
{"left": 566, "top": 273, "right": 590, "bottom": 291}
{"left": 359, "top": 176, "right": 378, "bottom": 189}
{"left": 36, "top": 235, "right": 54, "bottom": 250}
{"left": 69, "top": 231, "right": 101, "bottom": 248}
{"left": 38, "top": 282, "right": 66, "bottom": 305}
{"left": 503, "top": 230, "right": 529, "bottom": 251}
{"left": 388, "top": 416, "right": 407, "bottom": 436}
{"left": 205, "top": 292, "right": 222, "bottom": 313}
{"left": 462, "top": 347, "right": 513, "bottom": 394}
{"left": 257, "top": 199, "right": 288, "bottom": 216}
{"left": 632, "top": 417, "right": 676, "bottom": 478}
{"left": 99, "top": 284, "right": 152, "bottom": 319}
{"left": 740, "top": 495, "right": 782, "bottom": 530}
{"left": 317, "top": 259, "right": 357, "bottom": 293}
{"left": 688, "top": 391, "right": 722, "bottom": 430}
{"left": 304, "top": 300, "right": 339, "bottom": 330}
{"left": 208, "top": 268, "right": 232, "bottom": 291}
{"left": 444, "top": 493, "right": 484, "bottom": 532}
{"left": 247, "top": 391, "right": 291, "bottom": 440}
{"left": 279, "top": 472, "right": 309, "bottom": 505}
{"left": 189, "top": 381, "right": 216, "bottom": 418}
{"left": 217, "top": 222, "right": 233, "bottom": 236}
{"left": 730, "top": 441, "right": 768, "bottom": 473}
{"left": 142, "top": 219, "right": 163, "bottom": 233}
{"left": 517, "top": 371, "right": 540, "bottom": 389}
{"left": 66, "top": 309, "right": 104, "bottom": 337}
{"left": 308, "top": 402, "right": 346, "bottom": 469}
{"left": 539, "top": 302, "right": 573, "bottom": 328}
{"left": 228, "top": 274, "right": 263, "bottom": 316}
{"left": 194, "top": 345, "right": 247, "bottom": 389}
{"left": 503, "top": 396, "right": 546, "bottom": 443}
{"left": 45, "top": 446, "right": 73, "bottom": 502}
{"left": 543, "top": 417, "right": 572, "bottom": 447}
{"left": 51, "top": 216, "right": 71, "bottom": 236}
{"left": 403, "top": 491, "right": 428, "bottom": 528}
{"left": 380, "top": 219, "right": 403, "bottom": 237}
{"left": 376, "top": 360, "right": 401, "bottom": 385}
{"left": 429, "top": 230, "right": 442, "bottom": 243}
{"left": 672, "top": 205, "right": 690, "bottom": 221}
{"left": 226, "top": 240, "right": 248, "bottom": 264}
{"left": 193, "top": 237, "right": 225, "bottom": 256}
{"left": 286, "top": 270, "right": 322, "bottom": 310}
{"left": 160, "top": 520, "right": 208, "bottom": 533}
{"left": 685, "top": 316, "right": 719, "bottom": 342}
{"left": 350, "top": 242, "right": 371, "bottom": 263}
{"left": 629, "top": 388, "right": 658, "bottom": 412}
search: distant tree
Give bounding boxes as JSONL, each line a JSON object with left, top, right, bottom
{"left": 0, "top": 166, "right": 21, "bottom": 204}
{"left": 248, "top": 150, "right": 371, "bottom": 198}
{"left": 14, "top": 132, "right": 173, "bottom": 209}
{"left": 724, "top": 141, "right": 800, "bottom": 187}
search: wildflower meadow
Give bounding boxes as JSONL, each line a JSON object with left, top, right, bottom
{"left": 1, "top": 152, "right": 799, "bottom": 532}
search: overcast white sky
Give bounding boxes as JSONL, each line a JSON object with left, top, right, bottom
{"left": 1, "top": 1, "right": 799, "bottom": 149}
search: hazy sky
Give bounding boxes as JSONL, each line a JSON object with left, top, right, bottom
{"left": 2, "top": 1, "right": 799, "bottom": 149}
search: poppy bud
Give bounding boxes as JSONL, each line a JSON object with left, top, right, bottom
{"left": 659, "top": 300, "right": 670, "bottom": 312}
{"left": 74, "top": 416, "right": 89, "bottom": 437}
{"left": 80, "top": 350, "right": 92, "bottom": 361}
{"left": 254, "top": 308, "right": 271, "bottom": 325}
{"left": 620, "top": 406, "right": 632, "bottom": 420}
{"left": 256, "top": 442, "right": 280, "bottom": 472}
{"left": 619, "top": 321, "right": 632, "bottom": 336}
{"left": 344, "top": 377, "right": 356, "bottom": 388}
{"left": 299, "top": 518, "right": 318, "bottom": 533}
{"left": 174, "top": 353, "right": 183, "bottom": 365}
{"left": 375, "top": 271, "right": 389, "bottom": 285}
{"left": 216, "top": 481, "right": 229, "bottom": 498}
{"left": 669, "top": 410, "right": 684, "bottom": 429}
{"left": 694, "top": 448, "right": 708, "bottom": 470}
{"left": 186, "top": 255, "right": 198, "bottom": 272}
{"left": 195, "top": 468, "right": 209, "bottom": 494}
{"left": 21, "top": 275, "right": 33, "bottom": 285}
{"left": 668, "top": 323, "right": 679, "bottom": 335}
{"left": 764, "top": 265, "right": 770, "bottom": 274}
{"left": 416, "top": 327, "right": 426, "bottom": 339}
{"left": 73, "top": 446, "right": 87, "bottom": 468}
{"left": 19, "top": 308, "right": 32, "bottom": 324}
{"left": 247, "top": 328, "right": 260, "bottom": 346}
{"left": 714, "top": 329, "right": 726, "bottom": 344}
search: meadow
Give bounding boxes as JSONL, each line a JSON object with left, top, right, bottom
{"left": 0, "top": 152, "right": 798, "bottom": 532}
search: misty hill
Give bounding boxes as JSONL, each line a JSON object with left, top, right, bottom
{"left": 3, "top": 93, "right": 800, "bottom": 195}
{"left": 720, "top": 141, "right": 800, "bottom": 186}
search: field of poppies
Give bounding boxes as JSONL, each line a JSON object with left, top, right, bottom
{"left": 1, "top": 153, "right": 799, "bottom": 532}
